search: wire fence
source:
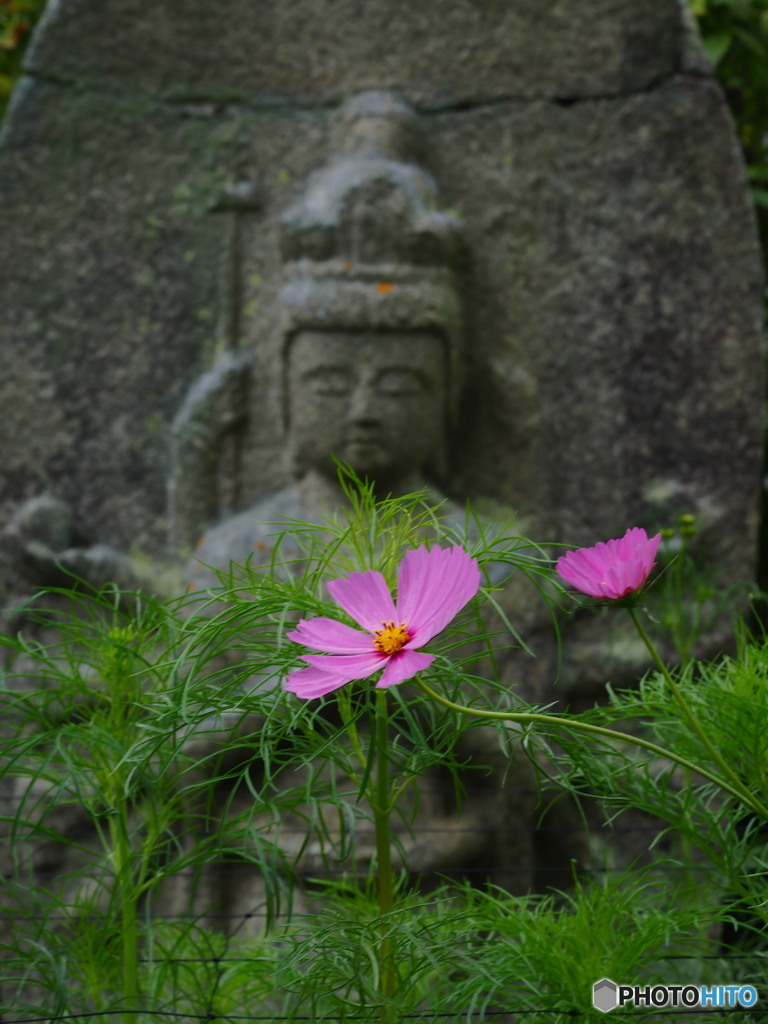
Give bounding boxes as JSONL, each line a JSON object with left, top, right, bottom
{"left": 4, "top": 1008, "right": 768, "bottom": 1022}
{"left": 2, "top": 784, "right": 766, "bottom": 1023}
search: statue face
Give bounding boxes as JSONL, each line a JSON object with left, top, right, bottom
{"left": 287, "top": 331, "right": 447, "bottom": 486}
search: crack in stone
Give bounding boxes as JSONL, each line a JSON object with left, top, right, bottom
{"left": 15, "top": 64, "right": 714, "bottom": 121}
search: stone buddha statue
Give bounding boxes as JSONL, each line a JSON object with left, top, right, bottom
{"left": 174, "top": 91, "right": 469, "bottom": 591}
{"left": 167, "top": 92, "right": 580, "bottom": 898}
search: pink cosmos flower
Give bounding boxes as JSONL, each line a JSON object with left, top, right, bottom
{"left": 284, "top": 545, "right": 481, "bottom": 699}
{"left": 556, "top": 527, "right": 661, "bottom": 600}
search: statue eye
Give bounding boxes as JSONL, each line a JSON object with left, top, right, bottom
{"left": 375, "top": 370, "right": 428, "bottom": 397}
{"left": 305, "top": 370, "right": 353, "bottom": 397}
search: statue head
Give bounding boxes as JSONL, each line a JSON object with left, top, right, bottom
{"left": 278, "top": 91, "right": 466, "bottom": 491}
{"left": 285, "top": 328, "right": 447, "bottom": 490}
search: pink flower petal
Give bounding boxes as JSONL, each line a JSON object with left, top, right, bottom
{"left": 581, "top": 545, "right": 613, "bottom": 576}
{"left": 300, "top": 650, "right": 384, "bottom": 683}
{"left": 397, "top": 545, "right": 480, "bottom": 644}
{"left": 284, "top": 664, "right": 352, "bottom": 699}
{"left": 288, "top": 617, "right": 372, "bottom": 654}
{"left": 641, "top": 532, "right": 662, "bottom": 573}
{"left": 327, "top": 569, "right": 397, "bottom": 633}
{"left": 621, "top": 530, "right": 640, "bottom": 559}
{"left": 556, "top": 551, "right": 609, "bottom": 598}
{"left": 604, "top": 561, "right": 638, "bottom": 599}
{"left": 556, "top": 528, "right": 661, "bottom": 600}
{"left": 375, "top": 650, "right": 435, "bottom": 689}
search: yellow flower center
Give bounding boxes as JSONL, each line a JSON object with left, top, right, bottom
{"left": 373, "top": 620, "right": 410, "bottom": 656}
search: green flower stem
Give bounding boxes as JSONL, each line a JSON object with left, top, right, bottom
{"left": 108, "top": 801, "right": 139, "bottom": 1022}
{"left": 373, "top": 689, "right": 396, "bottom": 1022}
{"left": 628, "top": 607, "right": 768, "bottom": 820}
{"left": 415, "top": 680, "right": 759, "bottom": 811}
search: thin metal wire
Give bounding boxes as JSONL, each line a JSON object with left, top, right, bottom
{"left": 5, "top": 1009, "right": 768, "bottom": 1023}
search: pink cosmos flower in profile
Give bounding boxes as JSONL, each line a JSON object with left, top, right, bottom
{"left": 284, "top": 545, "right": 481, "bottom": 699}
{"left": 556, "top": 527, "right": 661, "bottom": 601}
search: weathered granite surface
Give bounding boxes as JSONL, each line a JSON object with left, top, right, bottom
{"left": 0, "top": 0, "right": 761, "bottom": 598}
{"left": 0, "top": 0, "right": 763, "bottom": 933}
{"left": 25, "top": 0, "right": 683, "bottom": 105}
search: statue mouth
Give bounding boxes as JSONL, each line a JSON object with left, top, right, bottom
{"left": 346, "top": 431, "right": 385, "bottom": 451}
{"left": 346, "top": 441, "right": 385, "bottom": 461}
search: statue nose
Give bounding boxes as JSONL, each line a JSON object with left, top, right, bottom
{"left": 349, "top": 383, "right": 379, "bottom": 422}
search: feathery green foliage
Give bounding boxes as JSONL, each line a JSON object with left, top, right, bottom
{"left": 1, "top": 475, "right": 767, "bottom": 1020}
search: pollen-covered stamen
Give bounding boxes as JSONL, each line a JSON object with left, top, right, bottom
{"left": 373, "top": 620, "right": 410, "bottom": 656}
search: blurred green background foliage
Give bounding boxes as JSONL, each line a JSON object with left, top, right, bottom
{"left": 0, "top": 0, "right": 44, "bottom": 108}
{"left": 690, "top": 0, "right": 768, "bottom": 253}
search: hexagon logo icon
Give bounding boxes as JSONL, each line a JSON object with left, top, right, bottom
{"left": 593, "top": 978, "right": 619, "bottom": 1013}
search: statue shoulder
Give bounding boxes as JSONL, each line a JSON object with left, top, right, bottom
{"left": 185, "top": 485, "right": 303, "bottom": 589}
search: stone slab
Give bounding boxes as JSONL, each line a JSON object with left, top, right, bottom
{"left": 0, "top": 0, "right": 762, "bottom": 594}
{"left": 27, "top": 0, "right": 683, "bottom": 106}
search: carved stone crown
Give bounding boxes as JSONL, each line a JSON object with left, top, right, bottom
{"left": 278, "top": 90, "right": 466, "bottom": 415}
{"left": 280, "top": 91, "right": 464, "bottom": 273}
